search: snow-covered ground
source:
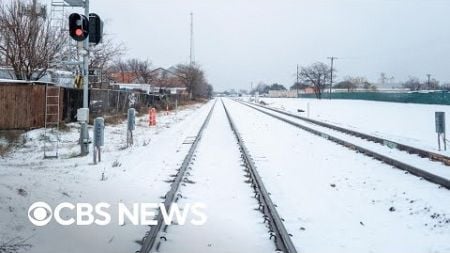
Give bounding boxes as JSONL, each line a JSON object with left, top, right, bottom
{"left": 2, "top": 96, "right": 450, "bottom": 253}
{"left": 241, "top": 101, "right": 450, "bottom": 181}
{"left": 224, "top": 98, "right": 450, "bottom": 253}
{"left": 257, "top": 97, "right": 450, "bottom": 154}
{"left": 160, "top": 101, "right": 274, "bottom": 253}
{"left": 0, "top": 102, "right": 214, "bottom": 253}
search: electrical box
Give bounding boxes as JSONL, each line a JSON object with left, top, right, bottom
{"left": 94, "top": 117, "right": 104, "bottom": 147}
{"left": 77, "top": 108, "right": 89, "bottom": 122}
{"left": 128, "top": 108, "right": 136, "bottom": 131}
{"left": 436, "top": 112, "right": 446, "bottom": 134}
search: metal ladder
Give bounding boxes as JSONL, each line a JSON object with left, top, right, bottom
{"left": 44, "top": 84, "right": 61, "bottom": 159}
{"left": 49, "top": 0, "right": 66, "bottom": 32}
{"left": 49, "top": 0, "right": 80, "bottom": 75}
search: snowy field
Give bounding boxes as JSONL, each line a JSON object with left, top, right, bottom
{"left": 240, "top": 101, "right": 450, "bottom": 181}
{"left": 0, "top": 102, "right": 213, "bottom": 253}
{"left": 1, "top": 97, "right": 450, "bottom": 253}
{"left": 258, "top": 97, "right": 450, "bottom": 154}
{"left": 224, "top": 98, "right": 450, "bottom": 253}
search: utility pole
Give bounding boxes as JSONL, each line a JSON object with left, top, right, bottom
{"left": 80, "top": 0, "right": 90, "bottom": 156}
{"left": 296, "top": 64, "right": 299, "bottom": 98}
{"left": 31, "top": 0, "right": 37, "bottom": 47}
{"left": 190, "top": 12, "right": 194, "bottom": 66}
{"left": 32, "top": 0, "right": 37, "bottom": 16}
{"left": 427, "top": 74, "right": 431, "bottom": 89}
{"left": 251, "top": 82, "right": 254, "bottom": 102}
{"left": 29, "top": 0, "right": 41, "bottom": 48}
{"left": 327, "top": 57, "right": 338, "bottom": 99}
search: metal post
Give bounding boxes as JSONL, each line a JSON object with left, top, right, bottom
{"left": 443, "top": 132, "right": 447, "bottom": 151}
{"left": 175, "top": 97, "right": 178, "bottom": 120}
{"left": 307, "top": 102, "right": 310, "bottom": 118}
{"left": 296, "top": 64, "right": 299, "bottom": 98}
{"left": 438, "top": 133, "right": 441, "bottom": 151}
{"left": 80, "top": 0, "right": 90, "bottom": 156}
{"left": 250, "top": 82, "right": 253, "bottom": 102}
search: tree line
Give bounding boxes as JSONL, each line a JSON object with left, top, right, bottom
{"left": 245, "top": 60, "right": 450, "bottom": 99}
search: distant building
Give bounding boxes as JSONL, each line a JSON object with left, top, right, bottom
{"left": 149, "top": 67, "right": 184, "bottom": 88}
{"left": 110, "top": 71, "right": 140, "bottom": 84}
{"left": 302, "top": 87, "right": 316, "bottom": 94}
{"left": 112, "top": 83, "right": 151, "bottom": 93}
{"left": 268, "top": 90, "right": 298, "bottom": 98}
{"left": 109, "top": 67, "right": 187, "bottom": 95}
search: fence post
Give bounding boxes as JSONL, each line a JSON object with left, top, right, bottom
{"left": 116, "top": 90, "right": 120, "bottom": 113}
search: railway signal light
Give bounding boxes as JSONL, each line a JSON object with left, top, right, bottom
{"left": 89, "top": 13, "right": 103, "bottom": 45}
{"left": 69, "top": 13, "right": 89, "bottom": 41}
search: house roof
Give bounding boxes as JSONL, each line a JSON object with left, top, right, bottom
{"left": 150, "top": 67, "right": 181, "bottom": 79}
{"left": 111, "top": 72, "right": 139, "bottom": 83}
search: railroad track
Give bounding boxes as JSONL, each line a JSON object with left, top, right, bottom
{"left": 139, "top": 101, "right": 216, "bottom": 253}
{"left": 244, "top": 101, "right": 450, "bottom": 166}
{"left": 222, "top": 99, "right": 297, "bottom": 253}
{"left": 139, "top": 99, "right": 297, "bottom": 253}
{"left": 236, "top": 100, "right": 450, "bottom": 189}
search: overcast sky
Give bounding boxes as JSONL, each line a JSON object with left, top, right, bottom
{"left": 46, "top": 0, "right": 450, "bottom": 91}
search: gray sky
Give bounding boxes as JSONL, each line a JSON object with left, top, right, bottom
{"left": 47, "top": 0, "right": 450, "bottom": 91}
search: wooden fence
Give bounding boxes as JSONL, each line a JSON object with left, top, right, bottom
{"left": 0, "top": 82, "right": 188, "bottom": 130}
{"left": 0, "top": 82, "right": 63, "bottom": 129}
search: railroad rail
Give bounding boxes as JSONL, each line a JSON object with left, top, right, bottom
{"left": 236, "top": 100, "right": 450, "bottom": 189}
{"left": 243, "top": 101, "right": 450, "bottom": 166}
{"left": 139, "top": 101, "right": 216, "bottom": 253}
{"left": 222, "top": 99, "right": 298, "bottom": 253}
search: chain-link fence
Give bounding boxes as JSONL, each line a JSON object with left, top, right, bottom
{"left": 63, "top": 88, "right": 188, "bottom": 122}
{"left": 297, "top": 91, "right": 450, "bottom": 105}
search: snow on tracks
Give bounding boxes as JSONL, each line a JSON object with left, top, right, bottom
{"left": 224, "top": 98, "right": 450, "bottom": 253}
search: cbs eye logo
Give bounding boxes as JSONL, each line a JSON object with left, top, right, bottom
{"left": 28, "top": 202, "right": 53, "bottom": 226}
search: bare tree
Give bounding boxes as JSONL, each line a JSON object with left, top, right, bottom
{"left": 344, "top": 76, "right": 367, "bottom": 87}
{"left": 192, "top": 79, "right": 208, "bottom": 98}
{"left": 251, "top": 82, "right": 269, "bottom": 95}
{"left": 298, "top": 62, "right": 331, "bottom": 99}
{"left": 402, "top": 76, "right": 422, "bottom": 91}
{"left": 363, "top": 82, "right": 377, "bottom": 91}
{"left": 89, "top": 37, "right": 126, "bottom": 84}
{"left": 424, "top": 78, "right": 440, "bottom": 90}
{"left": 0, "top": 0, "right": 67, "bottom": 80}
{"left": 175, "top": 63, "right": 208, "bottom": 99}
{"left": 334, "top": 80, "right": 357, "bottom": 92}
{"left": 109, "top": 59, "right": 130, "bottom": 83}
{"left": 207, "top": 84, "right": 214, "bottom": 98}
{"left": 127, "top": 58, "right": 155, "bottom": 84}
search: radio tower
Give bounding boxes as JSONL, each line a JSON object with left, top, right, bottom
{"left": 190, "top": 12, "right": 195, "bottom": 65}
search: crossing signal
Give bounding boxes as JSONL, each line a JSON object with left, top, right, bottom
{"left": 69, "top": 13, "right": 89, "bottom": 41}
{"left": 89, "top": 13, "right": 103, "bottom": 45}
